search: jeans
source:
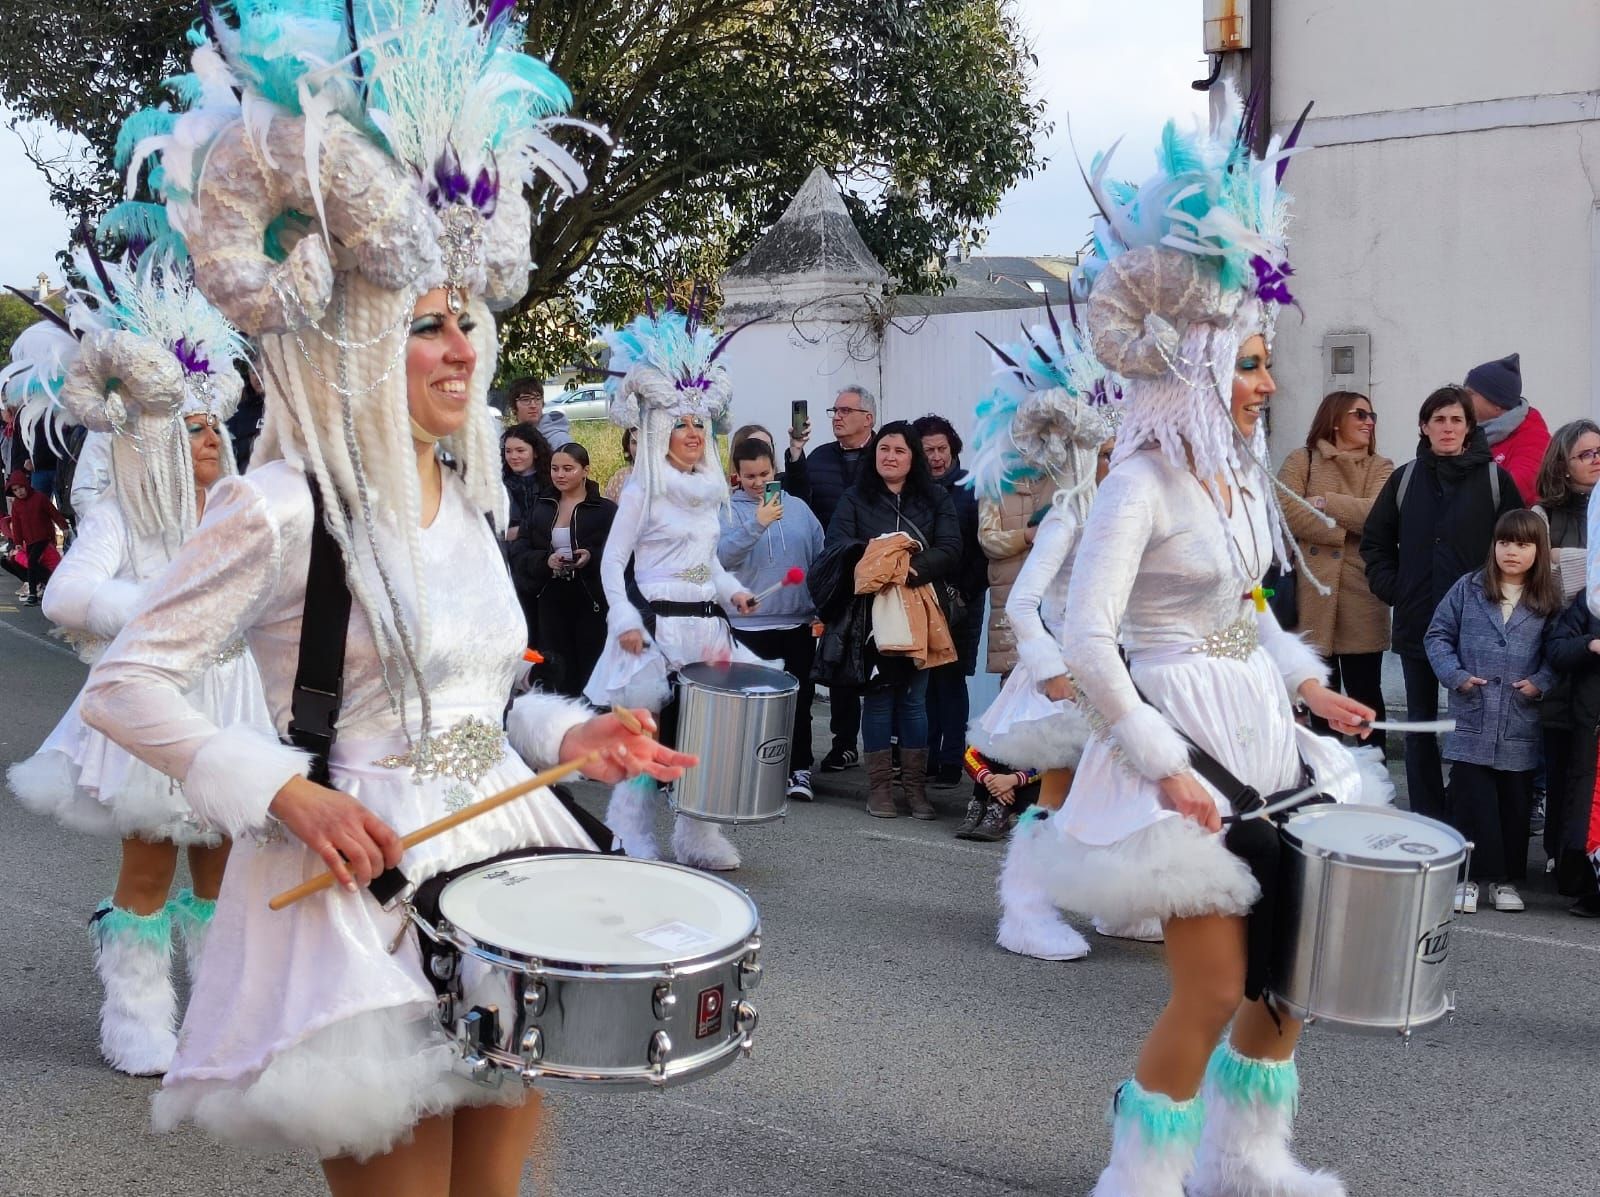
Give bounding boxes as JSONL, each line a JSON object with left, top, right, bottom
{"left": 732, "top": 624, "right": 816, "bottom": 771}
{"left": 924, "top": 661, "right": 970, "bottom": 768}
{"left": 862, "top": 669, "right": 929, "bottom": 754}
{"left": 1447, "top": 761, "right": 1532, "bottom": 882}
{"left": 1399, "top": 653, "right": 1446, "bottom": 819}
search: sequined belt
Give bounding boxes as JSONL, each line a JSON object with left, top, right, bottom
{"left": 1125, "top": 616, "right": 1260, "bottom": 667}
{"left": 371, "top": 715, "right": 508, "bottom": 786}
{"left": 637, "top": 564, "right": 713, "bottom": 586}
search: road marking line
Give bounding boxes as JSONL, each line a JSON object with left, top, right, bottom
{"left": 858, "top": 830, "right": 999, "bottom": 858}
{"left": 1456, "top": 925, "right": 1600, "bottom": 955}
{"left": 0, "top": 618, "right": 77, "bottom": 659}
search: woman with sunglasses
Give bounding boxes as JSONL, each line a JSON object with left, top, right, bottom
{"left": 6, "top": 265, "right": 273, "bottom": 1077}
{"left": 1277, "top": 391, "right": 1395, "bottom": 748}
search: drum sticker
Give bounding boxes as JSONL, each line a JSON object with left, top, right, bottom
{"left": 756, "top": 737, "right": 790, "bottom": 766}
{"left": 635, "top": 920, "right": 719, "bottom": 953}
{"left": 1399, "top": 841, "right": 1438, "bottom": 856}
{"left": 696, "top": 985, "right": 725, "bottom": 1039}
{"left": 1417, "top": 921, "right": 1452, "bottom": 965}
{"left": 1364, "top": 832, "right": 1406, "bottom": 852}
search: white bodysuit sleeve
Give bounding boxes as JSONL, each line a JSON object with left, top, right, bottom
{"left": 1006, "top": 506, "right": 1076, "bottom": 682}
{"left": 40, "top": 500, "right": 141, "bottom": 640}
{"left": 600, "top": 485, "right": 647, "bottom": 637}
{"left": 80, "top": 474, "right": 310, "bottom": 836}
{"left": 1255, "top": 605, "right": 1329, "bottom": 699}
{"left": 70, "top": 431, "right": 114, "bottom": 519}
{"left": 1060, "top": 466, "right": 1191, "bottom": 782}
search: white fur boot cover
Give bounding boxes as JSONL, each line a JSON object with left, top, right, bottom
{"left": 1188, "top": 1042, "right": 1347, "bottom": 1197}
{"left": 997, "top": 814, "right": 1089, "bottom": 960}
{"left": 91, "top": 900, "right": 177, "bottom": 1076}
{"left": 671, "top": 813, "right": 741, "bottom": 872}
{"left": 604, "top": 776, "right": 661, "bottom": 860}
{"left": 1090, "top": 1078, "right": 1202, "bottom": 1197}
{"left": 169, "top": 888, "right": 216, "bottom": 981}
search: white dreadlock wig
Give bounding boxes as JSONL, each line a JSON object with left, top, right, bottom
{"left": 138, "top": 0, "right": 602, "bottom": 746}
{"left": 55, "top": 251, "right": 248, "bottom": 569}
{"left": 1078, "top": 83, "right": 1331, "bottom": 589}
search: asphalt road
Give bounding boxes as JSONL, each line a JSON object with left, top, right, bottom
{"left": 1, "top": 598, "right": 1596, "bottom": 1197}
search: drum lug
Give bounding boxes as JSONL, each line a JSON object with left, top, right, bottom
{"left": 652, "top": 983, "right": 677, "bottom": 1021}
{"left": 522, "top": 979, "right": 547, "bottom": 1019}
{"left": 648, "top": 1030, "right": 673, "bottom": 1076}
{"left": 738, "top": 955, "right": 763, "bottom": 993}
{"left": 736, "top": 1001, "right": 758, "bottom": 1057}
{"left": 520, "top": 1026, "right": 543, "bottom": 1063}
{"left": 455, "top": 1008, "right": 498, "bottom": 1084}
{"left": 430, "top": 951, "right": 456, "bottom": 981}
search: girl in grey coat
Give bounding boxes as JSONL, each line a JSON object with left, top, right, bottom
{"left": 1425, "top": 510, "right": 1563, "bottom": 912}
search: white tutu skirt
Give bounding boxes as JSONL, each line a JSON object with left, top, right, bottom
{"left": 583, "top": 612, "right": 763, "bottom": 712}
{"left": 1040, "top": 647, "right": 1391, "bottom": 925}
{"left": 155, "top": 721, "right": 595, "bottom": 1162}
{"left": 8, "top": 656, "right": 268, "bottom": 846}
{"left": 970, "top": 660, "right": 1091, "bottom": 770}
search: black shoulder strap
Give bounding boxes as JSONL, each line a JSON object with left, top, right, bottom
{"left": 287, "top": 481, "right": 353, "bottom": 786}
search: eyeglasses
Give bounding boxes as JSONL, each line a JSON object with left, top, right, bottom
{"left": 1570, "top": 448, "right": 1600, "bottom": 465}
{"left": 826, "top": 406, "right": 866, "bottom": 417}
{"left": 1347, "top": 409, "right": 1377, "bottom": 423}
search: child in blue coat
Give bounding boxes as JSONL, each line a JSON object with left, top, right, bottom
{"left": 1426, "top": 509, "right": 1563, "bottom": 913}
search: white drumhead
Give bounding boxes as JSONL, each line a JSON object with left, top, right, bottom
{"left": 1285, "top": 804, "right": 1467, "bottom": 866}
{"left": 438, "top": 856, "right": 758, "bottom": 965}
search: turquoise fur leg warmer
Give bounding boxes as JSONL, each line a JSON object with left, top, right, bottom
{"left": 1205, "top": 1040, "right": 1299, "bottom": 1113}
{"left": 90, "top": 898, "right": 172, "bottom": 949}
{"left": 1109, "top": 1077, "right": 1205, "bottom": 1148}
{"left": 167, "top": 888, "right": 216, "bottom": 937}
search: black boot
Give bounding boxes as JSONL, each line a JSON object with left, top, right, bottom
{"left": 955, "top": 797, "right": 986, "bottom": 838}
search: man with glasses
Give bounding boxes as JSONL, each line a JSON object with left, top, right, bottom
{"left": 809, "top": 385, "right": 876, "bottom": 770}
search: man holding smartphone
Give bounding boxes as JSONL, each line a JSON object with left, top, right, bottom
{"left": 719, "top": 437, "right": 826, "bottom": 800}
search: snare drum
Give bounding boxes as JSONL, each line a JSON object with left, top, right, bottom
{"left": 414, "top": 854, "right": 762, "bottom": 1089}
{"left": 669, "top": 662, "right": 798, "bottom": 824}
{"left": 1269, "top": 805, "right": 1470, "bottom": 1036}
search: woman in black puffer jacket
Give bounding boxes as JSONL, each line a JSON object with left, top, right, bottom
{"left": 501, "top": 422, "right": 552, "bottom": 640}
{"left": 824, "top": 421, "right": 961, "bottom": 819}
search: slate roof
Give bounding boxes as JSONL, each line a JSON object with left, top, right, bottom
{"left": 725, "top": 167, "right": 890, "bottom": 285}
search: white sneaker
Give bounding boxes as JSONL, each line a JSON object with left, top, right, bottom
{"left": 1454, "top": 882, "right": 1479, "bottom": 914}
{"left": 1094, "top": 916, "right": 1165, "bottom": 943}
{"left": 786, "top": 769, "right": 813, "bottom": 801}
{"left": 1490, "top": 883, "right": 1525, "bottom": 912}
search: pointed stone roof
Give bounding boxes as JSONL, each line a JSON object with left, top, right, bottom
{"left": 721, "top": 167, "right": 890, "bottom": 321}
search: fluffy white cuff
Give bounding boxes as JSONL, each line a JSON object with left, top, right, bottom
{"left": 1109, "top": 704, "right": 1192, "bottom": 782}
{"left": 1015, "top": 634, "right": 1069, "bottom": 684}
{"left": 85, "top": 579, "right": 143, "bottom": 640}
{"left": 1256, "top": 613, "right": 1329, "bottom": 699}
{"left": 506, "top": 691, "right": 596, "bottom": 773}
{"left": 182, "top": 726, "right": 312, "bottom": 837}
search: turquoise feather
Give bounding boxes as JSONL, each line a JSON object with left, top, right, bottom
{"left": 114, "top": 108, "right": 176, "bottom": 170}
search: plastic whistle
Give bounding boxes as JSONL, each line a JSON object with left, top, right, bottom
{"left": 1247, "top": 585, "right": 1274, "bottom": 613}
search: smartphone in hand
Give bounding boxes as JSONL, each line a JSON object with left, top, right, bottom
{"left": 763, "top": 480, "right": 784, "bottom": 504}
{"left": 790, "top": 400, "right": 808, "bottom": 436}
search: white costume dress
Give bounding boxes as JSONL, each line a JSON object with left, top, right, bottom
{"left": 972, "top": 503, "right": 1092, "bottom": 769}
{"left": 1032, "top": 449, "right": 1381, "bottom": 928}
{"left": 9, "top": 497, "right": 270, "bottom": 845}
{"left": 584, "top": 465, "right": 760, "bottom": 711}
{"left": 82, "top": 461, "right": 597, "bottom": 1160}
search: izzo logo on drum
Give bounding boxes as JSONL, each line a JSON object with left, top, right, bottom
{"left": 755, "top": 737, "right": 789, "bottom": 766}
{"left": 1416, "top": 921, "right": 1452, "bottom": 966}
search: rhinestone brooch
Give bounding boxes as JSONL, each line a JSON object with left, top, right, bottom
{"left": 375, "top": 716, "right": 505, "bottom": 786}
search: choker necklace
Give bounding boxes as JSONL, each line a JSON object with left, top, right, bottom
{"left": 410, "top": 418, "right": 441, "bottom": 446}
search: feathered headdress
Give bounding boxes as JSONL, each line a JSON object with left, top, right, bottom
{"left": 603, "top": 293, "right": 750, "bottom": 505}
{"left": 0, "top": 314, "right": 81, "bottom": 460}
{"left": 966, "top": 295, "right": 1121, "bottom": 522}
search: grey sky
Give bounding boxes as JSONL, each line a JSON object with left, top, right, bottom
{"left": 0, "top": 0, "right": 1207, "bottom": 289}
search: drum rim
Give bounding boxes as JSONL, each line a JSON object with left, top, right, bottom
{"left": 678, "top": 660, "right": 800, "bottom": 695}
{"left": 1280, "top": 803, "right": 1469, "bottom": 868}
{"left": 432, "top": 853, "right": 761, "bottom": 974}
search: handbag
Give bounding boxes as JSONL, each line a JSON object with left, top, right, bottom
{"left": 870, "top": 587, "right": 914, "bottom": 651}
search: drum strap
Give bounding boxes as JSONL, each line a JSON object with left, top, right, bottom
{"left": 287, "top": 482, "right": 352, "bottom": 787}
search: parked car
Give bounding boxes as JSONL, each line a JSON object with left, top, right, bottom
{"left": 547, "top": 383, "right": 610, "bottom": 423}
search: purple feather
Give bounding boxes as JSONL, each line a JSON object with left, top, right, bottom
{"left": 3, "top": 285, "right": 76, "bottom": 337}
{"left": 77, "top": 219, "right": 119, "bottom": 305}
{"left": 172, "top": 337, "right": 210, "bottom": 376}
{"left": 1250, "top": 255, "right": 1295, "bottom": 306}
{"left": 976, "top": 332, "right": 1022, "bottom": 372}
{"left": 1276, "top": 101, "right": 1315, "bottom": 184}
{"left": 706, "top": 316, "right": 762, "bottom": 363}
{"left": 486, "top": 0, "right": 519, "bottom": 25}
{"left": 644, "top": 294, "right": 657, "bottom": 320}
{"left": 1042, "top": 291, "right": 1062, "bottom": 346}
{"left": 470, "top": 162, "right": 499, "bottom": 216}
{"left": 432, "top": 144, "right": 470, "bottom": 207}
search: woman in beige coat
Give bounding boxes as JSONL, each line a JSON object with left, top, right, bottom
{"left": 1279, "top": 390, "right": 1395, "bottom": 745}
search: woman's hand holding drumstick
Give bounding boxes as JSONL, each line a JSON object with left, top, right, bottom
{"left": 268, "top": 705, "right": 698, "bottom": 909}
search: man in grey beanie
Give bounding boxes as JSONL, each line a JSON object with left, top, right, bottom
{"left": 1463, "top": 352, "right": 1548, "bottom": 500}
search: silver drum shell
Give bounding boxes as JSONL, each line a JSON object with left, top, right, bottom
{"left": 423, "top": 863, "right": 762, "bottom": 1090}
{"left": 669, "top": 662, "right": 798, "bottom": 824}
{"left": 1269, "top": 806, "right": 1469, "bottom": 1037}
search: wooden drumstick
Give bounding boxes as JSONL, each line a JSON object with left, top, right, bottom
{"left": 268, "top": 750, "right": 602, "bottom": 911}
{"left": 610, "top": 703, "right": 650, "bottom": 737}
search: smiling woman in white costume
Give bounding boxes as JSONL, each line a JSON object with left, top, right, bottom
{"left": 77, "top": 4, "right": 690, "bottom": 1194}
{"left": 1017, "top": 92, "right": 1391, "bottom": 1196}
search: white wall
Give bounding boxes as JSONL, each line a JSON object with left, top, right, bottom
{"left": 1268, "top": 1, "right": 1600, "bottom": 468}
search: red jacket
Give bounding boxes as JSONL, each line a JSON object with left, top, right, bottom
{"left": 5, "top": 473, "right": 66, "bottom": 545}
{"left": 1488, "top": 405, "right": 1548, "bottom": 503}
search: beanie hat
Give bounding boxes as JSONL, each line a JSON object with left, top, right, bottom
{"left": 1464, "top": 352, "right": 1522, "bottom": 411}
